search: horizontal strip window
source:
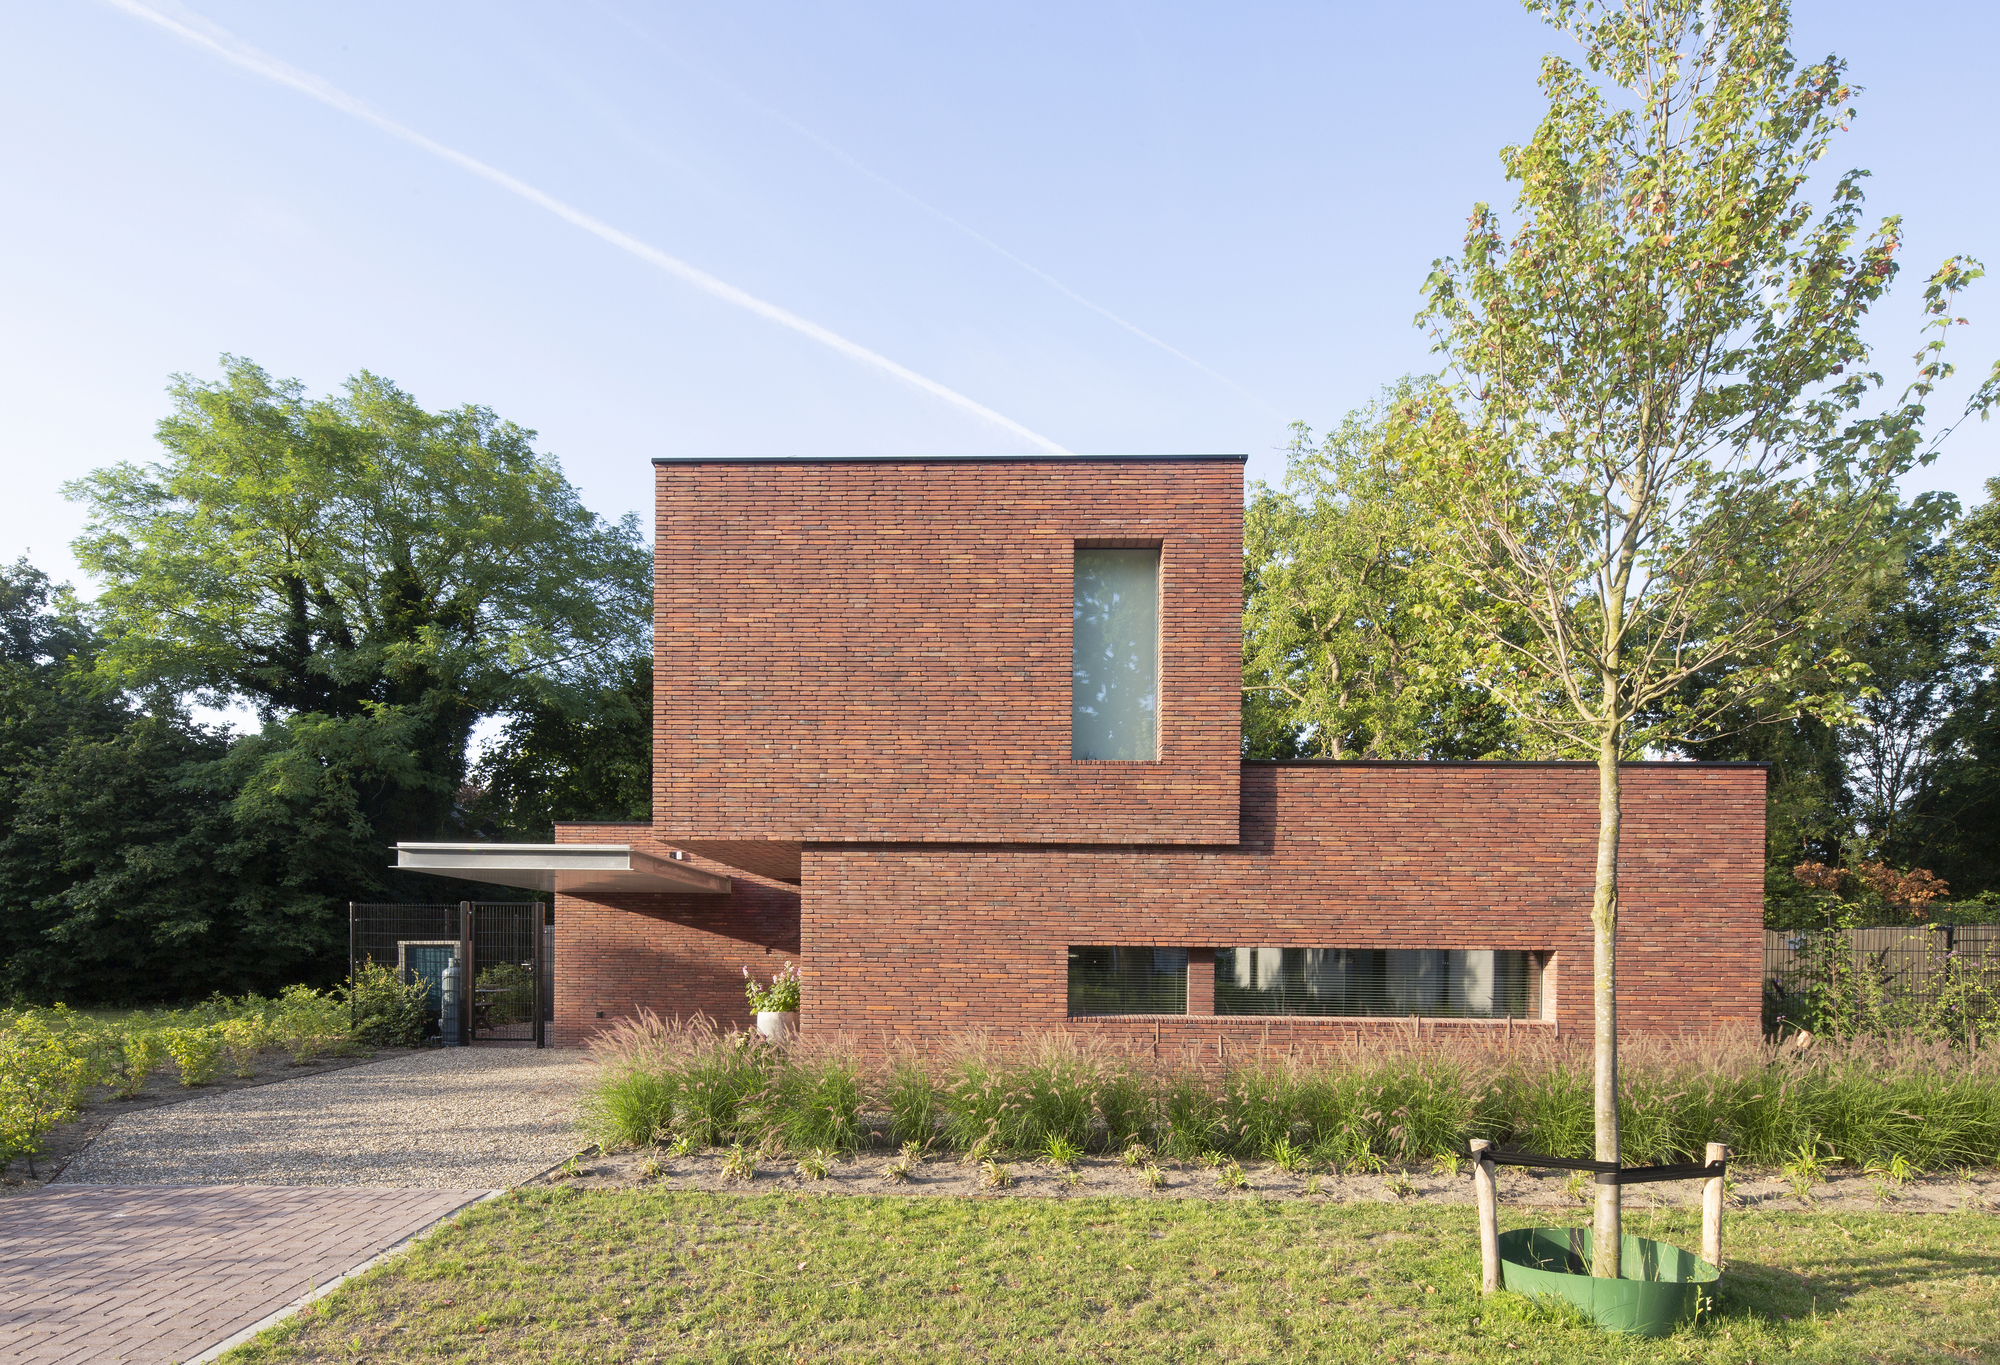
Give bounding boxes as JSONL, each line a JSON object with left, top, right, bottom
{"left": 1217, "top": 948, "right": 1544, "bottom": 1020}
{"left": 1068, "top": 946, "right": 1187, "bottom": 1016}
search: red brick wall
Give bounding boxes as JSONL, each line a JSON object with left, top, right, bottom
{"left": 799, "top": 762, "right": 1766, "bottom": 1047}
{"left": 550, "top": 823, "right": 800, "bottom": 1047}
{"left": 653, "top": 457, "right": 1244, "bottom": 847}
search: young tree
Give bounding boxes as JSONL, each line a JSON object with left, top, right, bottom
{"left": 1407, "top": 0, "right": 1997, "bottom": 1273}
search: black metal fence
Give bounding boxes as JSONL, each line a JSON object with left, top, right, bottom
{"left": 1764, "top": 924, "right": 2000, "bottom": 1028}
{"left": 350, "top": 901, "right": 549, "bottom": 1047}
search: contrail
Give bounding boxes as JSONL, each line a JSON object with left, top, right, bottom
{"left": 101, "top": 0, "right": 1072, "bottom": 456}
{"left": 587, "top": 2, "right": 1273, "bottom": 414}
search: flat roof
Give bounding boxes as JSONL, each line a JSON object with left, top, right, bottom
{"left": 1246, "top": 759, "right": 1771, "bottom": 769}
{"left": 394, "top": 842, "right": 731, "bottom": 896}
{"left": 651, "top": 453, "right": 1247, "bottom": 465}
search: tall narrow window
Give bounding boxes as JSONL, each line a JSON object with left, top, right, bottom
{"left": 1072, "top": 546, "right": 1159, "bottom": 760}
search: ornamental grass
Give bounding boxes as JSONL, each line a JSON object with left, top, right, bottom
{"left": 580, "top": 1013, "right": 2000, "bottom": 1172}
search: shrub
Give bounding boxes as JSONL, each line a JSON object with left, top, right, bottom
{"left": 0, "top": 1014, "right": 93, "bottom": 1176}
{"left": 272, "top": 985, "right": 348, "bottom": 1063}
{"left": 160, "top": 1026, "right": 224, "bottom": 1086}
{"left": 115, "top": 1031, "right": 167, "bottom": 1099}
{"left": 346, "top": 964, "right": 431, "bottom": 1049}
{"left": 219, "top": 1018, "right": 264, "bottom": 1077}
{"left": 474, "top": 962, "right": 536, "bottom": 1028}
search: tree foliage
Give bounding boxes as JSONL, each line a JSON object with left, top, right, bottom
{"left": 467, "top": 655, "right": 653, "bottom": 840}
{"left": 67, "top": 356, "right": 652, "bottom": 840}
{"left": 1681, "top": 483, "right": 2000, "bottom": 921}
{"left": 1891, "top": 480, "right": 2000, "bottom": 896}
{"left": 0, "top": 561, "right": 346, "bottom": 1001}
{"left": 1243, "top": 381, "right": 1519, "bottom": 761}
{"left": 1403, "top": 0, "right": 1997, "bottom": 1273}
{"left": 2, "top": 360, "right": 655, "bottom": 1004}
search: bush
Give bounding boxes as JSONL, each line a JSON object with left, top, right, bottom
{"left": 219, "top": 1017, "right": 264, "bottom": 1077}
{"left": 3, "top": 981, "right": 431, "bottom": 1178}
{"left": 345, "top": 963, "right": 430, "bottom": 1049}
{"left": 0, "top": 1014, "right": 93, "bottom": 1175}
{"left": 116, "top": 1031, "right": 167, "bottom": 1098}
{"left": 272, "top": 985, "right": 348, "bottom": 1063}
{"left": 160, "top": 1026, "right": 224, "bottom": 1086}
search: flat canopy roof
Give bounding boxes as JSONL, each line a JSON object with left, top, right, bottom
{"left": 394, "top": 843, "right": 731, "bottom": 896}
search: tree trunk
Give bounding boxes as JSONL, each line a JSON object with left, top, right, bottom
{"left": 1591, "top": 726, "right": 1623, "bottom": 1277}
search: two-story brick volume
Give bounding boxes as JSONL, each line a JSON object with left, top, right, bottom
{"left": 540, "top": 454, "right": 1765, "bottom": 1049}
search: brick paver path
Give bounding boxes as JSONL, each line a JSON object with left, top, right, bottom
{"left": 0, "top": 1185, "right": 488, "bottom": 1364}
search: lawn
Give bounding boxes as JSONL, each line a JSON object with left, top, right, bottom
{"left": 224, "top": 1189, "right": 2000, "bottom": 1364}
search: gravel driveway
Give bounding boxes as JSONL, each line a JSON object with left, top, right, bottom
{"left": 55, "top": 1048, "right": 593, "bottom": 1189}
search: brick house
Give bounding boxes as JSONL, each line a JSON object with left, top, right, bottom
{"left": 401, "top": 454, "right": 1765, "bottom": 1048}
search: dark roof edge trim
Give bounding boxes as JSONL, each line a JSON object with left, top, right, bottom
{"left": 650, "top": 453, "right": 1248, "bottom": 466}
{"left": 1247, "top": 758, "right": 1772, "bottom": 769}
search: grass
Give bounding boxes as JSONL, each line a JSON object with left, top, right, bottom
{"left": 219, "top": 1191, "right": 2000, "bottom": 1364}
{"left": 579, "top": 1015, "right": 2000, "bottom": 1175}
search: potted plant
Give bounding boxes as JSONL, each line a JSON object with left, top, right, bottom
{"left": 743, "top": 961, "right": 800, "bottom": 1040}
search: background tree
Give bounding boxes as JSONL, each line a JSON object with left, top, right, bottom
{"left": 0, "top": 359, "right": 656, "bottom": 1004}
{"left": 1243, "top": 380, "right": 1518, "bottom": 761}
{"left": 68, "top": 356, "right": 652, "bottom": 844}
{"left": 0, "top": 559, "right": 346, "bottom": 1000}
{"left": 1895, "top": 480, "right": 2000, "bottom": 897}
{"left": 1406, "top": 0, "right": 1997, "bottom": 1273}
{"left": 466, "top": 655, "right": 653, "bottom": 840}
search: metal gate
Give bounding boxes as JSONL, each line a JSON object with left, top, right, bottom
{"left": 349, "top": 900, "right": 549, "bottom": 1047}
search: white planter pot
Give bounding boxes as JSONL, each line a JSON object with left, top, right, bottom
{"left": 756, "top": 1010, "right": 798, "bottom": 1041}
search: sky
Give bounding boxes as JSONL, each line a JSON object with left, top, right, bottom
{"left": 5, "top": 0, "right": 1997, "bottom": 597}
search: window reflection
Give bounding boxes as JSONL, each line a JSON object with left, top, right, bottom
{"left": 1072, "top": 547, "right": 1159, "bottom": 760}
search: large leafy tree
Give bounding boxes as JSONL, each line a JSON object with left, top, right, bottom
{"left": 68, "top": 357, "right": 652, "bottom": 842}
{"left": 1244, "top": 381, "right": 1518, "bottom": 761}
{"left": 0, "top": 559, "right": 355, "bottom": 1001}
{"left": 1406, "top": 0, "right": 1997, "bottom": 1273}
